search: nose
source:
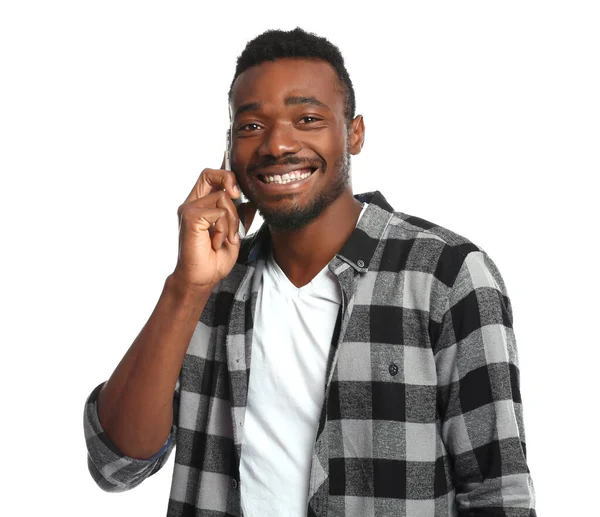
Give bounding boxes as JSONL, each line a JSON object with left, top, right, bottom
{"left": 257, "top": 121, "right": 301, "bottom": 158}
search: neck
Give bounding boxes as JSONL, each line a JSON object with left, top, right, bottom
{"left": 269, "top": 189, "right": 363, "bottom": 288}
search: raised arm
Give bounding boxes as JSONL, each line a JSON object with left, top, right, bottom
{"left": 84, "top": 159, "right": 256, "bottom": 490}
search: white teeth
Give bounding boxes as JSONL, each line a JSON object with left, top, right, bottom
{"left": 262, "top": 169, "right": 314, "bottom": 184}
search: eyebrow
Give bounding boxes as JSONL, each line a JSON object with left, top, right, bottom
{"left": 233, "top": 96, "right": 331, "bottom": 119}
{"left": 285, "top": 96, "right": 330, "bottom": 110}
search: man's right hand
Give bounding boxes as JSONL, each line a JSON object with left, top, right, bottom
{"left": 172, "top": 156, "right": 256, "bottom": 290}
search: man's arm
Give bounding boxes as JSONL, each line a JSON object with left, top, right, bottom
{"left": 84, "top": 163, "right": 254, "bottom": 490}
{"left": 83, "top": 275, "right": 209, "bottom": 492}
{"left": 96, "top": 274, "right": 211, "bottom": 459}
{"left": 433, "top": 250, "right": 536, "bottom": 516}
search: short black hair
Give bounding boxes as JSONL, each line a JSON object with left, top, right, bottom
{"left": 228, "top": 27, "right": 356, "bottom": 125}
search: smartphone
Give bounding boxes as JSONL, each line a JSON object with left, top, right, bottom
{"left": 226, "top": 128, "right": 247, "bottom": 239}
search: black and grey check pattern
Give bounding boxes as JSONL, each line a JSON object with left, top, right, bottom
{"left": 84, "top": 191, "right": 536, "bottom": 516}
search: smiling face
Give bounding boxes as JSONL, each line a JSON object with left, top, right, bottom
{"left": 229, "top": 58, "right": 365, "bottom": 231}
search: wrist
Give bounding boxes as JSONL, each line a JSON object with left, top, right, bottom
{"left": 165, "top": 273, "right": 213, "bottom": 308}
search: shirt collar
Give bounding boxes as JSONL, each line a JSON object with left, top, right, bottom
{"left": 236, "top": 191, "right": 395, "bottom": 272}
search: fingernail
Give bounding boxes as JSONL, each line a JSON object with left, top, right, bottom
{"left": 234, "top": 233, "right": 240, "bottom": 243}
{"left": 233, "top": 184, "right": 239, "bottom": 194}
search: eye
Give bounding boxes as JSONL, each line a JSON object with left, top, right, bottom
{"left": 299, "top": 116, "right": 321, "bottom": 124}
{"left": 237, "top": 123, "right": 262, "bottom": 132}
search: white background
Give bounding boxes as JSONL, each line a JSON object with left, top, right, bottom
{"left": 1, "top": 1, "right": 598, "bottom": 515}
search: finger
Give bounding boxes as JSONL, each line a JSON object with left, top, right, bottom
{"left": 184, "top": 168, "right": 239, "bottom": 204}
{"left": 180, "top": 207, "right": 229, "bottom": 233}
{"left": 183, "top": 188, "right": 240, "bottom": 245}
{"left": 189, "top": 190, "right": 238, "bottom": 245}
{"left": 215, "top": 191, "right": 239, "bottom": 245}
{"left": 211, "top": 210, "right": 230, "bottom": 250}
{"left": 181, "top": 206, "right": 230, "bottom": 251}
{"left": 181, "top": 190, "right": 234, "bottom": 210}
{"left": 183, "top": 168, "right": 229, "bottom": 204}
{"left": 203, "top": 169, "right": 239, "bottom": 201}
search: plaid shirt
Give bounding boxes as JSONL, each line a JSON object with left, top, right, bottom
{"left": 84, "top": 190, "right": 536, "bottom": 516}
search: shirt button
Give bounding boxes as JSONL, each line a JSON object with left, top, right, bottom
{"left": 389, "top": 363, "right": 399, "bottom": 376}
{"left": 231, "top": 479, "right": 238, "bottom": 489}
{"left": 357, "top": 260, "right": 365, "bottom": 268}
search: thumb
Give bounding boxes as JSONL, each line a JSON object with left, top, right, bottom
{"left": 239, "top": 202, "right": 258, "bottom": 234}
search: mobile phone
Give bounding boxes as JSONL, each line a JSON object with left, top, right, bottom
{"left": 226, "top": 128, "right": 247, "bottom": 239}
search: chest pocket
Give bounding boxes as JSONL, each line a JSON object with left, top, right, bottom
{"left": 333, "top": 303, "right": 437, "bottom": 426}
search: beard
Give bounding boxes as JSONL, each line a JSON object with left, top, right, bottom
{"left": 243, "top": 145, "right": 351, "bottom": 232}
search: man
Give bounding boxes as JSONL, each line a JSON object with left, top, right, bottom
{"left": 84, "top": 27, "right": 536, "bottom": 517}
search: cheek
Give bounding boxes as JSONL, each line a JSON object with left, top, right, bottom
{"left": 234, "top": 169, "right": 252, "bottom": 194}
{"left": 316, "top": 135, "right": 347, "bottom": 167}
{"left": 305, "top": 126, "right": 340, "bottom": 147}
{"left": 229, "top": 145, "right": 250, "bottom": 176}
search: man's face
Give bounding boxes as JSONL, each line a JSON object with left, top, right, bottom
{"left": 229, "top": 58, "right": 364, "bottom": 230}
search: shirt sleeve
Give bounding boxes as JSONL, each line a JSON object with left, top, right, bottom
{"left": 83, "top": 381, "right": 178, "bottom": 492}
{"left": 432, "top": 250, "right": 536, "bottom": 516}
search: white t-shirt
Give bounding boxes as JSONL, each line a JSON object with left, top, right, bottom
{"left": 239, "top": 204, "right": 368, "bottom": 517}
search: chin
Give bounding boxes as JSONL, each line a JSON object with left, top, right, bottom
{"left": 258, "top": 182, "right": 347, "bottom": 231}
{"left": 259, "top": 206, "right": 321, "bottom": 231}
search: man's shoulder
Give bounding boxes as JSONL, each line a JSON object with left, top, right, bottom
{"left": 386, "top": 210, "right": 484, "bottom": 259}
{"left": 368, "top": 208, "right": 489, "bottom": 291}
{"left": 358, "top": 190, "right": 484, "bottom": 260}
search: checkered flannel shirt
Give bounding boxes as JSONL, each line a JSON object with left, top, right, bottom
{"left": 84, "top": 190, "right": 536, "bottom": 516}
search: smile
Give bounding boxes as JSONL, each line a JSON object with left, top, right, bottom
{"left": 257, "top": 167, "right": 316, "bottom": 185}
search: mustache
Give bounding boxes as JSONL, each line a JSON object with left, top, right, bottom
{"left": 247, "top": 155, "right": 326, "bottom": 175}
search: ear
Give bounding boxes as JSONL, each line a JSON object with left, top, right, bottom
{"left": 348, "top": 115, "right": 365, "bottom": 156}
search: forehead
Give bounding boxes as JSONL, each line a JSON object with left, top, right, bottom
{"left": 230, "top": 58, "right": 344, "bottom": 114}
